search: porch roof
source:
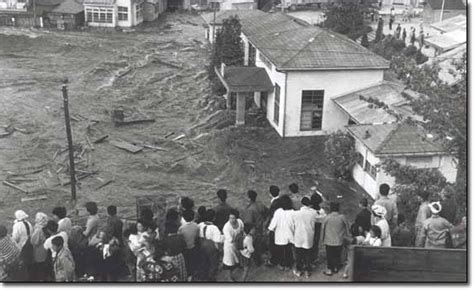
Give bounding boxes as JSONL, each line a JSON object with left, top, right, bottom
{"left": 425, "top": 29, "right": 466, "bottom": 52}
{"left": 215, "top": 66, "right": 274, "bottom": 93}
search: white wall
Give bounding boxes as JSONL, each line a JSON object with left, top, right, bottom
{"left": 285, "top": 70, "right": 384, "bottom": 137}
{"left": 221, "top": 0, "right": 256, "bottom": 10}
{"left": 396, "top": 154, "right": 458, "bottom": 183}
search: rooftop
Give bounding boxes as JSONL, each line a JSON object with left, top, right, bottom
{"left": 201, "top": 9, "right": 266, "bottom": 25}
{"left": 240, "top": 13, "right": 390, "bottom": 71}
{"left": 52, "top": 0, "right": 84, "bottom": 14}
{"left": 430, "top": 15, "right": 466, "bottom": 33}
{"left": 426, "top": 43, "right": 466, "bottom": 86}
{"left": 425, "top": 29, "right": 466, "bottom": 52}
{"left": 216, "top": 66, "right": 274, "bottom": 93}
{"left": 347, "top": 123, "right": 446, "bottom": 156}
{"left": 425, "top": 0, "right": 466, "bottom": 10}
{"left": 36, "top": 0, "right": 63, "bottom": 5}
{"left": 333, "top": 82, "right": 408, "bottom": 124}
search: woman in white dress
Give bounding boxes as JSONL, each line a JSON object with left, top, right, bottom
{"left": 222, "top": 209, "right": 244, "bottom": 281}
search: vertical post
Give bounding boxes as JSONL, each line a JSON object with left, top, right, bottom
{"left": 236, "top": 92, "right": 246, "bottom": 126}
{"left": 33, "top": 0, "right": 36, "bottom": 27}
{"left": 212, "top": 2, "right": 217, "bottom": 44}
{"left": 62, "top": 79, "right": 77, "bottom": 201}
{"left": 439, "top": 0, "right": 445, "bottom": 21}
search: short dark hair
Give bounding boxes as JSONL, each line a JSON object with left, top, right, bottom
{"left": 205, "top": 209, "right": 216, "bottom": 222}
{"left": 379, "top": 184, "right": 390, "bottom": 196}
{"left": 46, "top": 220, "right": 59, "bottom": 233}
{"left": 0, "top": 225, "right": 7, "bottom": 238}
{"left": 419, "top": 191, "right": 430, "bottom": 202}
{"left": 360, "top": 198, "right": 368, "bottom": 208}
{"left": 247, "top": 190, "right": 257, "bottom": 202}
{"left": 181, "top": 197, "right": 194, "bottom": 210}
{"left": 269, "top": 185, "right": 280, "bottom": 198}
{"left": 370, "top": 225, "right": 382, "bottom": 238}
{"left": 85, "top": 202, "right": 98, "bottom": 215}
{"left": 301, "top": 196, "right": 311, "bottom": 206}
{"left": 289, "top": 183, "right": 299, "bottom": 194}
{"left": 166, "top": 208, "right": 179, "bottom": 222}
{"left": 197, "top": 206, "right": 207, "bottom": 217}
{"left": 107, "top": 205, "right": 117, "bottom": 216}
{"left": 165, "top": 221, "right": 179, "bottom": 235}
{"left": 330, "top": 202, "right": 340, "bottom": 212}
{"left": 147, "top": 222, "right": 157, "bottom": 232}
{"left": 217, "top": 189, "right": 227, "bottom": 202}
{"left": 140, "top": 208, "right": 154, "bottom": 222}
{"left": 52, "top": 207, "right": 67, "bottom": 219}
{"left": 182, "top": 210, "right": 195, "bottom": 222}
{"left": 229, "top": 208, "right": 240, "bottom": 219}
{"left": 311, "top": 193, "right": 323, "bottom": 210}
{"left": 126, "top": 224, "right": 138, "bottom": 235}
{"left": 279, "top": 195, "right": 293, "bottom": 210}
{"left": 52, "top": 236, "right": 64, "bottom": 248}
{"left": 244, "top": 223, "right": 254, "bottom": 234}
{"left": 137, "top": 219, "right": 150, "bottom": 231}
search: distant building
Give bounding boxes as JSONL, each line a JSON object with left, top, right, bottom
{"left": 347, "top": 123, "right": 457, "bottom": 199}
{"left": 422, "top": 0, "right": 466, "bottom": 24}
{"left": 220, "top": 0, "right": 257, "bottom": 10}
{"left": 0, "top": 0, "right": 28, "bottom": 11}
{"left": 48, "top": 0, "right": 84, "bottom": 29}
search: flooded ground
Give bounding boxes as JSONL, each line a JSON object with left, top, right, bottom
{"left": 0, "top": 12, "right": 368, "bottom": 281}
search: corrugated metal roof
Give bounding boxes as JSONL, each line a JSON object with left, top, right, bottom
{"left": 333, "top": 81, "right": 406, "bottom": 124}
{"left": 52, "top": 0, "right": 84, "bottom": 14}
{"left": 347, "top": 123, "right": 445, "bottom": 156}
{"left": 430, "top": 14, "right": 466, "bottom": 33}
{"left": 217, "top": 66, "right": 274, "bottom": 93}
{"left": 425, "top": 29, "right": 466, "bottom": 52}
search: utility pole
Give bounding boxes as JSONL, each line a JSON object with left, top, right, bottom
{"left": 212, "top": 1, "right": 217, "bottom": 44}
{"left": 62, "top": 79, "right": 77, "bottom": 201}
{"left": 439, "top": 0, "right": 445, "bottom": 21}
{"left": 33, "top": 0, "right": 36, "bottom": 27}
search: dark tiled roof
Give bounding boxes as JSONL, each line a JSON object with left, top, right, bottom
{"left": 217, "top": 66, "right": 274, "bottom": 93}
{"left": 201, "top": 9, "right": 266, "bottom": 25}
{"left": 426, "top": 0, "right": 466, "bottom": 10}
{"left": 240, "top": 13, "right": 389, "bottom": 70}
{"left": 52, "top": 0, "right": 84, "bottom": 14}
{"left": 333, "top": 81, "right": 406, "bottom": 124}
{"left": 347, "top": 123, "right": 446, "bottom": 156}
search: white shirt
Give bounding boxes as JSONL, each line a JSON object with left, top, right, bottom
{"left": 240, "top": 235, "right": 255, "bottom": 259}
{"left": 375, "top": 219, "right": 392, "bottom": 247}
{"left": 12, "top": 220, "right": 32, "bottom": 249}
{"left": 268, "top": 208, "right": 295, "bottom": 246}
{"left": 58, "top": 218, "right": 72, "bottom": 237}
{"left": 198, "top": 222, "right": 223, "bottom": 246}
{"left": 44, "top": 231, "right": 69, "bottom": 258}
{"left": 293, "top": 206, "right": 325, "bottom": 249}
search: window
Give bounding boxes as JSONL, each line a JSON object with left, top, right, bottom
{"left": 274, "top": 84, "right": 280, "bottom": 125}
{"left": 260, "top": 52, "right": 272, "bottom": 70}
{"left": 300, "top": 90, "right": 324, "bottom": 131}
{"left": 86, "top": 7, "right": 113, "bottom": 24}
{"left": 356, "top": 152, "right": 364, "bottom": 168}
{"left": 248, "top": 43, "right": 256, "bottom": 67}
{"left": 118, "top": 6, "right": 128, "bottom": 21}
{"left": 136, "top": 2, "right": 143, "bottom": 19}
{"left": 364, "top": 160, "right": 377, "bottom": 179}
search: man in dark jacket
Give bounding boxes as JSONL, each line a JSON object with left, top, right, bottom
{"left": 105, "top": 206, "right": 123, "bottom": 244}
{"left": 242, "top": 190, "right": 268, "bottom": 266}
{"left": 213, "top": 189, "right": 234, "bottom": 232}
{"left": 265, "top": 185, "right": 281, "bottom": 267}
{"left": 354, "top": 198, "right": 372, "bottom": 235}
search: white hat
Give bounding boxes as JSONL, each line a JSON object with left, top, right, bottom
{"left": 371, "top": 205, "right": 387, "bottom": 218}
{"left": 14, "top": 210, "right": 28, "bottom": 221}
{"left": 429, "top": 202, "right": 442, "bottom": 215}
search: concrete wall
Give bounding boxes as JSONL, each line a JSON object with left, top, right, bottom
{"left": 284, "top": 70, "right": 384, "bottom": 137}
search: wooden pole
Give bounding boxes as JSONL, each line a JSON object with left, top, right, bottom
{"left": 62, "top": 79, "right": 77, "bottom": 201}
{"left": 439, "top": 0, "right": 445, "bottom": 21}
{"left": 33, "top": 0, "right": 36, "bottom": 28}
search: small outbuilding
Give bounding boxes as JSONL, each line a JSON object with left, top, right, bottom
{"left": 48, "top": 0, "right": 84, "bottom": 29}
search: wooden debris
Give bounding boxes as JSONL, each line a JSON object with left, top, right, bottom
{"left": 143, "top": 144, "right": 168, "bottom": 151}
{"left": 173, "top": 134, "right": 185, "bottom": 141}
{"left": 172, "top": 150, "right": 203, "bottom": 163}
{"left": 93, "top": 135, "right": 109, "bottom": 144}
{"left": 0, "top": 126, "right": 14, "bottom": 138}
{"left": 164, "top": 132, "right": 175, "bottom": 138}
{"left": 110, "top": 140, "right": 143, "bottom": 153}
{"left": 114, "top": 117, "right": 155, "bottom": 126}
{"left": 244, "top": 160, "right": 256, "bottom": 164}
{"left": 86, "top": 136, "right": 94, "bottom": 150}
{"left": 21, "top": 195, "right": 47, "bottom": 202}
{"left": 6, "top": 177, "right": 37, "bottom": 182}
{"left": 3, "top": 180, "right": 28, "bottom": 193}
{"left": 62, "top": 171, "right": 97, "bottom": 186}
{"left": 154, "top": 59, "right": 181, "bottom": 69}
{"left": 96, "top": 179, "right": 114, "bottom": 190}
{"left": 13, "top": 127, "right": 29, "bottom": 134}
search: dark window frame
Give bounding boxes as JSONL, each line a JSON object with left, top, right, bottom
{"left": 300, "top": 90, "right": 324, "bottom": 131}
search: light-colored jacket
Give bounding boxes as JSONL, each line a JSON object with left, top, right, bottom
{"left": 54, "top": 247, "right": 75, "bottom": 282}
{"left": 420, "top": 215, "right": 453, "bottom": 249}
{"left": 320, "top": 212, "right": 350, "bottom": 247}
{"left": 293, "top": 206, "right": 325, "bottom": 249}
{"left": 12, "top": 220, "right": 32, "bottom": 249}
{"left": 268, "top": 208, "right": 295, "bottom": 246}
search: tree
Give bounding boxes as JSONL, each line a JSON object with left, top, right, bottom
{"left": 374, "top": 17, "right": 383, "bottom": 43}
{"left": 323, "top": 3, "right": 371, "bottom": 40}
{"left": 324, "top": 131, "right": 358, "bottom": 180}
{"left": 208, "top": 16, "right": 244, "bottom": 94}
{"left": 361, "top": 33, "right": 369, "bottom": 48}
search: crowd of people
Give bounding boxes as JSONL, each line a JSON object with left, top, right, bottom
{"left": 0, "top": 183, "right": 466, "bottom": 282}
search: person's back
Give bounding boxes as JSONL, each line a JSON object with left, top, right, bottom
{"left": 321, "top": 211, "right": 349, "bottom": 246}
{"left": 105, "top": 206, "right": 123, "bottom": 242}
{"left": 354, "top": 198, "right": 371, "bottom": 234}
{"left": 423, "top": 214, "right": 453, "bottom": 248}
{"left": 269, "top": 208, "right": 295, "bottom": 245}
{"left": 178, "top": 221, "right": 199, "bottom": 250}
{"left": 213, "top": 190, "right": 233, "bottom": 232}
{"left": 195, "top": 238, "right": 218, "bottom": 281}
{"left": 293, "top": 205, "right": 318, "bottom": 249}
{"left": 374, "top": 184, "right": 397, "bottom": 227}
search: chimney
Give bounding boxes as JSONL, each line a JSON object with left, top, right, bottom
{"left": 221, "top": 62, "right": 226, "bottom": 77}
{"left": 364, "top": 130, "right": 371, "bottom": 139}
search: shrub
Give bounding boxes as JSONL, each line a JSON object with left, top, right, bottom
{"left": 324, "top": 131, "right": 358, "bottom": 180}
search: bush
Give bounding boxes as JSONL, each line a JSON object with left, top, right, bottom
{"left": 324, "top": 131, "right": 358, "bottom": 180}
{"left": 372, "top": 35, "right": 406, "bottom": 60}
{"left": 403, "top": 45, "right": 418, "bottom": 57}
{"left": 414, "top": 49, "right": 428, "bottom": 64}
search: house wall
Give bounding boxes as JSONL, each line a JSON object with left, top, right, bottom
{"left": 423, "top": 7, "right": 466, "bottom": 24}
{"left": 85, "top": 0, "right": 144, "bottom": 28}
{"left": 143, "top": 0, "right": 166, "bottom": 22}
{"left": 284, "top": 70, "right": 384, "bottom": 137}
{"left": 48, "top": 12, "right": 85, "bottom": 29}
{"left": 221, "top": 0, "right": 256, "bottom": 10}
{"left": 0, "top": 0, "right": 27, "bottom": 11}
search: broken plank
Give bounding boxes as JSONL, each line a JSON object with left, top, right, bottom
{"left": 173, "top": 134, "right": 185, "bottom": 141}
{"left": 96, "top": 180, "right": 114, "bottom": 190}
{"left": 21, "top": 195, "right": 47, "bottom": 202}
{"left": 143, "top": 144, "right": 169, "bottom": 151}
{"left": 61, "top": 171, "right": 97, "bottom": 186}
{"left": 110, "top": 140, "right": 143, "bottom": 153}
{"left": 93, "top": 135, "right": 109, "bottom": 144}
{"left": 114, "top": 118, "right": 155, "bottom": 126}
{"left": 164, "top": 132, "right": 175, "bottom": 138}
{"left": 3, "top": 180, "right": 28, "bottom": 193}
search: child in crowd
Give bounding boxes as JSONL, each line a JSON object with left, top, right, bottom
{"left": 240, "top": 223, "right": 255, "bottom": 281}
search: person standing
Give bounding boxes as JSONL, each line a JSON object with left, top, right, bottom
{"left": 178, "top": 210, "right": 200, "bottom": 281}
{"left": 241, "top": 190, "right": 267, "bottom": 265}
{"left": 105, "top": 206, "right": 123, "bottom": 244}
{"left": 44, "top": 221, "right": 69, "bottom": 259}
{"left": 354, "top": 198, "right": 372, "bottom": 235}
{"left": 222, "top": 209, "right": 244, "bottom": 281}
{"left": 309, "top": 191, "right": 326, "bottom": 265}
{"left": 240, "top": 223, "right": 255, "bottom": 281}
{"left": 51, "top": 236, "right": 75, "bottom": 282}
{"left": 0, "top": 225, "right": 21, "bottom": 281}
{"left": 374, "top": 184, "right": 398, "bottom": 229}
{"left": 402, "top": 28, "right": 407, "bottom": 43}
{"left": 292, "top": 197, "right": 320, "bottom": 278}
{"left": 440, "top": 190, "right": 457, "bottom": 224}
{"left": 371, "top": 205, "right": 391, "bottom": 247}
{"left": 320, "top": 202, "right": 350, "bottom": 276}
{"left": 162, "top": 222, "right": 187, "bottom": 282}
{"left": 410, "top": 27, "right": 416, "bottom": 46}
{"left": 391, "top": 214, "right": 414, "bottom": 247}
{"left": 395, "top": 23, "right": 402, "bottom": 39}
{"left": 288, "top": 183, "right": 303, "bottom": 210}
{"left": 12, "top": 210, "right": 33, "bottom": 279}
{"left": 419, "top": 202, "right": 453, "bottom": 249}
{"left": 265, "top": 185, "right": 281, "bottom": 267}
{"left": 52, "top": 207, "right": 72, "bottom": 238}
{"left": 213, "top": 189, "right": 234, "bottom": 232}
{"left": 30, "top": 212, "right": 50, "bottom": 281}
{"left": 415, "top": 192, "right": 431, "bottom": 247}
{"left": 83, "top": 202, "right": 100, "bottom": 243}
{"left": 268, "top": 195, "right": 295, "bottom": 271}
